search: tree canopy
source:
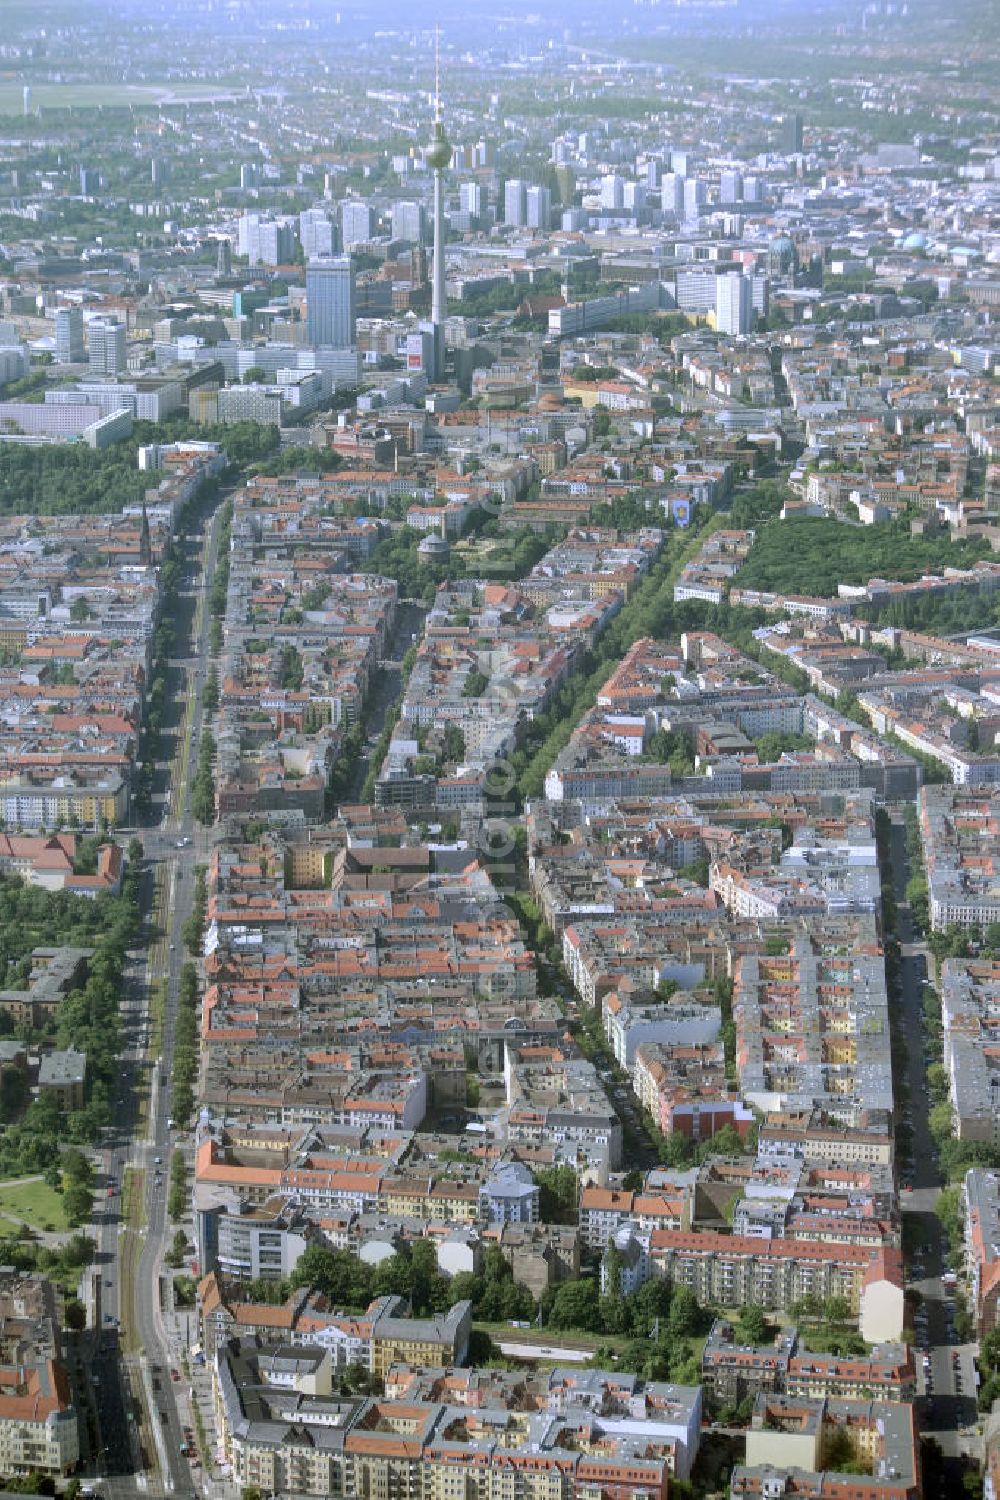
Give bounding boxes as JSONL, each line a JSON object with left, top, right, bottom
{"left": 736, "top": 515, "right": 990, "bottom": 598}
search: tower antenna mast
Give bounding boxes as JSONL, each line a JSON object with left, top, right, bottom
{"left": 426, "top": 23, "right": 451, "bottom": 379}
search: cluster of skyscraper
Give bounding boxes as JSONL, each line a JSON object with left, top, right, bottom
{"left": 230, "top": 47, "right": 451, "bottom": 378}
{"left": 52, "top": 306, "right": 127, "bottom": 372}
{"left": 501, "top": 180, "right": 554, "bottom": 230}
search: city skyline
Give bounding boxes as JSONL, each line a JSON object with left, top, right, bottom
{"left": 0, "top": 3, "right": 996, "bottom": 1500}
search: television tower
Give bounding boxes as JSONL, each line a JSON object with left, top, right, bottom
{"left": 425, "top": 29, "right": 451, "bottom": 380}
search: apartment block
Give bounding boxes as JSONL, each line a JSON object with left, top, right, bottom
{"left": 701, "top": 1320, "right": 915, "bottom": 1406}
{"left": 964, "top": 1167, "right": 1000, "bottom": 1338}
{"left": 919, "top": 784, "right": 1000, "bottom": 929}
{"left": 0, "top": 1272, "right": 78, "bottom": 1475}
{"left": 733, "top": 1394, "right": 919, "bottom": 1500}
{"left": 732, "top": 921, "right": 892, "bottom": 1124}
{"left": 215, "top": 1340, "right": 702, "bottom": 1497}
{"left": 940, "top": 958, "right": 1000, "bottom": 1144}
{"left": 648, "top": 1230, "right": 903, "bottom": 1341}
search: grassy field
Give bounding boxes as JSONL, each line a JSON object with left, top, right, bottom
{"left": 476, "top": 1321, "right": 707, "bottom": 1363}
{"left": 119, "top": 1166, "right": 145, "bottom": 1355}
{"left": 0, "top": 82, "right": 240, "bottom": 113}
{"left": 0, "top": 1177, "right": 69, "bottom": 1232}
{"left": 149, "top": 973, "right": 167, "bottom": 1059}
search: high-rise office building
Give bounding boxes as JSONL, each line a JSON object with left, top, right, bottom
{"left": 88, "top": 317, "right": 127, "bottom": 375}
{"left": 720, "top": 170, "right": 743, "bottom": 204}
{"left": 670, "top": 149, "right": 690, "bottom": 176}
{"left": 504, "top": 179, "right": 527, "bottom": 227}
{"left": 299, "top": 208, "right": 338, "bottom": 259}
{"left": 0, "top": 346, "right": 28, "bottom": 389}
{"left": 54, "top": 307, "right": 85, "bottom": 365}
{"left": 662, "top": 173, "right": 685, "bottom": 217}
{"left": 262, "top": 221, "right": 294, "bottom": 267}
{"left": 236, "top": 214, "right": 257, "bottom": 260}
{"left": 306, "top": 256, "right": 356, "bottom": 348}
{"left": 683, "top": 177, "right": 706, "bottom": 222}
{"left": 240, "top": 162, "right": 260, "bottom": 190}
{"left": 216, "top": 239, "right": 233, "bottom": 279}
{"left": 675, "top": 270, "right": 724, "bottom": 315}
{"left": 715, "top": 273, "right": 753, "bottom": 336}
{"left": 782, "top": 112, "right": 804, "bottom": 155}
{"left": 238, "top": 215, "right": 294, "bottom": 267}
{"left": 600, "top": 174, "right": 625, "bottom": 211}
{"left": 79, "top": 167, "right": 100, "bottom": 196}
{"left": 340, "top": 200, "right": 372, "bottom": 250}
{"left": 623, "top": 182, "right": 646, "bottom": 215}
{"left": 459, "top": 182, "right": 482, "bottom": 218}
{"left": 526, "top": 185, "right": 552, "bottom": 230}
{"left": 391, "top": 201, "right": 427, "bottom": 245}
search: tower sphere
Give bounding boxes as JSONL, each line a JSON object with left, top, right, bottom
{"left": 426, "top": 120, "right": 451, "bottom": 172}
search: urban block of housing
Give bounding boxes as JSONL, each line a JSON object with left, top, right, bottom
{"left": 7, "top": 72, "right": 1000, "bottom": 1500}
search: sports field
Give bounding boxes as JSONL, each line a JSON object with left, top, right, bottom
{"left": 0, "top": 82, "right": 239, "bottom": 113}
